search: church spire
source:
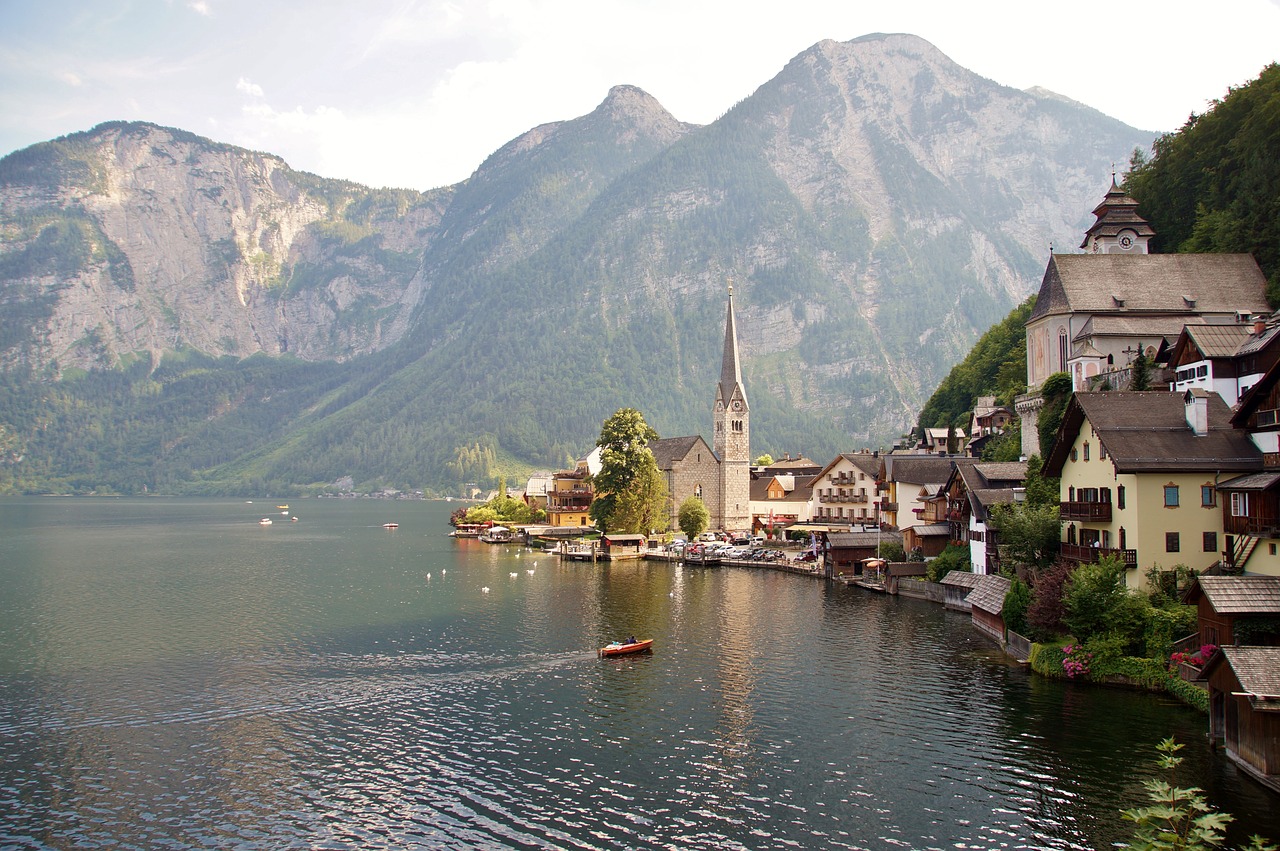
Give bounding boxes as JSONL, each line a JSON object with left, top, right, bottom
{"left": 718, "top": 281, "right": 747, "bottom": 410}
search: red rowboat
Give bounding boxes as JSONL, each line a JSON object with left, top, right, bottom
{"left": 598, "top": 638, "right": 654, "bottom": 658}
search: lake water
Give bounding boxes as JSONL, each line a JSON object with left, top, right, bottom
{"left": 1, "top": 497, "right": 1276, "bottom": 850}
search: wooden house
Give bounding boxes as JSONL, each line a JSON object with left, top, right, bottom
{"left": 940, "top": 571, "right": 983, "bottom": 612}
{"left": 967, "top": 574, "right": 1011, "bottom": 645}
{"left": 1183, "top": 575, "right": 1280, "bottom": 647}
{"left": 1199, "top": 646, "right": 1280, "bottom": 794}
{"left": 822, "top": 530, "right": 900, "bottom": 579}
{"left": 601, "top": 534, "right": 648, "bottom": 560}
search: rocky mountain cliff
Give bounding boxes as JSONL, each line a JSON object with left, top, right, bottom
{"left": 0, "top": 34, "right": 1155, "bottom": 494}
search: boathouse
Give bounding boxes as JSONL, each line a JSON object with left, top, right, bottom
{"left": 940, "top": 571, "right": 983, "bottom": 612}
{"left": 1199, "top": 646, "right": 1280, "bottom": 794}
{"left": 968, "top": 574, "right": 1012, "bottom": 645}
{"left": 602, "top": 534, "right": 648, "bottom": 560}
{"left": 1182, "top": 575, "right": 1280, "bottom": 647}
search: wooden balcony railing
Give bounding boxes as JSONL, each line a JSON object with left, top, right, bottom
{"left": 1060, "top": 501, "right": 1112, "bottom": 522}
{"left": 1060, "top": 542, "right": 1137, "bottom": 567}
{"left": 1224, "top": 514, "right": 1280, "bottom": 537}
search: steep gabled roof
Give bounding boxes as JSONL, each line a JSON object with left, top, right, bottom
{"left": 1044, "top": 391, "right": 1262, "bottom": 476}
{"left": 883, "top": 455, "right": 962, "bottom": 486}
{"left": 1028, "top": 254, "right": 1268, "bottom": 322}
{"left": 649, "top": 436, "right": 716, "bottom": 470}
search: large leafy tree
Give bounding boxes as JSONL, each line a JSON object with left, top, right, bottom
{"left": 990, "top": 501, "right": 1062, "bottom": 570}
{"left": 589, "top": 408, "right": 668, "bottom": 534}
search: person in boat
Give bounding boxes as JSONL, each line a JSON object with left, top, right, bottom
{"left": 626, "top": 635, "right": 637, "bottom": 644}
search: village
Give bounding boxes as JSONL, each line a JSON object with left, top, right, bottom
{"left": 458, "top": 180, "right": 1280, "bottom": 798}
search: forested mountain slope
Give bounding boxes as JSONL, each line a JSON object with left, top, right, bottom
{"left": 0, "top": 34, "right": 1155, "bottom": 495}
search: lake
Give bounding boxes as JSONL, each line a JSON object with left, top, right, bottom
{"left": 1, "top": 497, "right": 1276, "bottom": 849}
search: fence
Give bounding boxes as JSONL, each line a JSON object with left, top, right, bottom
{"left": 894, "top": 579, "right": 944, "bottom": 603}
{"left": 1005, "top": 629, "right": 1032, "bottom": 662}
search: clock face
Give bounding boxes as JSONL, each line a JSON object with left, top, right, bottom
{"left": 716, "top": 401, "right": 724, "bottom": 412}
{"left": 1118, "top": 231, "right": 1135, "bottom": 249}
{"left": 732, "top": 401, "right": 742, "bottom": 411}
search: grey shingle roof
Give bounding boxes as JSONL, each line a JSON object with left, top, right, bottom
{"left": 1183, "top": 323, "right": 1256, "bottom": 359}
{"left": 827, "top": 531, "right": 899, "bottom": 547}
{"left": 1030, "top": 253, "right": 1268, "bottom": 321}
{"left": 1048, "top": 392, "right": 1261, "bottom": 475}
{"left": 967, "top": 574, "right": 1011, "bottom": 614}
{"left": 885, "top": 455, "right": 959, "bottom": 485}
{"left": 940, "top": 571, "right": 983, "bottom": 588}
{"left": 649, "top": 436, "right": 714, "bottom": 470}
{"left": 1195, "top": 576, "right": 1280, "bottom": 614}
{"left": 1222, "top": 646, "right": 1280, "bottom": 706}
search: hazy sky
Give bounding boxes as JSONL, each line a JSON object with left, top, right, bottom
{"left": 2, "top": 1, "right": 1278, "bottom": 191}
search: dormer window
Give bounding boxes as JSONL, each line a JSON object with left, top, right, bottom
{"left": 1113, "top": 295, "right": 1126, "bottom": 308}
{"left": 1183, "top": 295, "right": 1197, "bottom": 308}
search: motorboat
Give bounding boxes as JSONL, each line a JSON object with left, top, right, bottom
{"left": 598, "top": 638, "right": 653, "bottom": 658}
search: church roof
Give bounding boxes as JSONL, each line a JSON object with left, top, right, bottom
{"left": 1028, "top": 254, "right": 1268, "bottom": 322}
{"left": 649, "top": 436, "right": 715, "bottom": 470}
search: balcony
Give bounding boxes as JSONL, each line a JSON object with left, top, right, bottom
{"left": 1060, "top": 542, "right": 1137, "bottom": 567}
{"left": 851, "top": 494, "right": 869, "bottom": 503}
{"left": 1224, "top": 514, "right": 1280, "bottom": 537}
{"left": 1264, "top": 452, "right": 1280, "bottom": 469}
{"left": 1059, "top": 501, "right": 1112, "bottom": 522}
{"left": 878, "top": 501, "right": 898, "bottom": 513}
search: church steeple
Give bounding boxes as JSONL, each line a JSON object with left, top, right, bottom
{"left": 713, "top": 282, "right": 750, "bottom": 532}
{"left": 1080, "top": 174, "right": 1155, "bottom": 254}
{"left": 716, "top": 283, "right": 748, "bottom": 412}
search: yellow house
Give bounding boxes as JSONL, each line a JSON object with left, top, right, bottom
{"left": 1217, "top": 357, "right": 1280, "bottom": 576}
{"left": 1044, "top": 390, "right": 1262, "bottom": 591}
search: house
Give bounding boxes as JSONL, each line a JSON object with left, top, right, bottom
{"left": 546, "top": 449, "right": 601, "bottom": 527}
{"left": 650, "top": 435, "right": 721, "bottom": 533}
{"left": 809, "top": 452, "right": 880, "bottom": 527}
{"left": 1198, "top": 646, "right": 1280, "bottom": 794}
{"left": 1016, "top": 179, "right": 1270, "bottom": 456}
{"left": 523, "top": 471, "right": 553, "bottom": 514}
{"left": 968, "top": 396, "right": 1015, "bottom": 440}
{"left": 1044, "top": 390, "right": 1262, "bottom": 590}
{"left": 1167, "top": 314, "right": 1280, "bottom": 407}
{"left": 921, "top": 427, "right": 966, "bottom": 454}
{"left": 877, "top": 454, "right": 958, "bottom": 531}
{"left": 1182, "top": 575, "right": 1280, "bottom": 648}
{"left": 941, "top": 571, "right": 983, "bottom": 612}
{"left": 1217, "top": 356, "right": 1280, "bottom": 575}
{"left": 967, "top": 574, "right": 1012, "bottom": 645}
{"left": 903, "top": 485, "right": 953, "bottom": 558}
{"left": 943, "top": 461, "right": 1030, "bottom": 575}
{"left": 601, "top": 533, "right": 648, "bottom": 560}
{"left": 749, "top": 472, "right": 814, "bottom": 538}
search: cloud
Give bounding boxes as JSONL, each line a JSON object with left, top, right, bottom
{"left": 236, "top": 77, "right": 264, "bottom": 98}
{"left": 187, "top": 1, "right": 212, "bottom": 16}
{"left": 59, "top": 71, "right": 83, "bottom": 87}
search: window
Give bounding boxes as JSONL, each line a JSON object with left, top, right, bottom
{"left": 1117, "top": 486, "right": 1126, "bottom": 510}
{"left": 1203, "top": 532, "right": 1218, "bottom": 553}
{"left": 1201, "top": 485, "right": 1216, "bottom": 508}
{"left": 1119, "top": 527, "right": 1127, "bottom": 550}
{"left": 1164, "top": 485, "right": 1179, "bottom": 507}
{"left": 1231, "top": 492, "right": 1250, "bottom": 517}
{"left": 1272, "top": 543, "right": 1278, "bottom": 556}
{"left": 1070, "top": 448, "right": 1078, "bottom": 462}
{"left": 1100, "top": 444, "right": 1108, "bottom": 460}
{"left": 1083, "top": 442, "right": 1090, "bottom": 461}
{"left": 1166, "top": 532, "right": 1180, "bottom": 552}
{"left": 1059, "top": 329, "right": 1068, "bottom": 370}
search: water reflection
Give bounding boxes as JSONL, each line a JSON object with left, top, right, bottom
{"left": 1, "top": 498, "right": 1277, "bottom": 849}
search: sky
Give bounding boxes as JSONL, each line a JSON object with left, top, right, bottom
{"left": 2, "top": 1, "right": 1278, "bottom": 192}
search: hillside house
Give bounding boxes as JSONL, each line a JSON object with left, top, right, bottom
{"left": 1168, "top": 315, "right": 1280, "bottom": 407}
{"left": 939, "top": 461, "right": 1029, "bottom": 575}
{"left": 877, "top": 454, "right": 958, "bottom": 532}
{"left": 1218, "top": 357, "right": 1280, "bottom": 575}
{"left": 1044, "top": 390, "right": 1262, "bottom": 591}
{"left": 1016, "top": 180, "right": 1270, "bottom": 456}
{"left": 546, "top": 449, "right": 601, "bottom": 527}
{"left": 749, "top": 472, "right": 814, "bottom": 538}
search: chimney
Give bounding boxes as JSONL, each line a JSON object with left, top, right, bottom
{"left": 1255, "top": 315, "right": 1268, "bottom": 335}
{"left": 1184, "top": 388, "right": 1209, "bottom": 437}
{"left": 1012, "top": 487, "right": 1026, "bottom": 503}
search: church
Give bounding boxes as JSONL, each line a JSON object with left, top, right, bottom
{"left": 649, "top": 287, "right": 753, "bottom": 535}
{"left": 1016, "top": 179, "right": 1270, "bottom": 457}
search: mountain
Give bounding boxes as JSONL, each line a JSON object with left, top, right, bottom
{"left": 0, "top": 34, "right": 1155, "bottom": 495}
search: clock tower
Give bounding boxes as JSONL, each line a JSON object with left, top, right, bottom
{"left": 1080, "top": 175, "right": 1155, "bottom": 254}
{"left": 713, "top": 285, "right": 751, "bottom": 532}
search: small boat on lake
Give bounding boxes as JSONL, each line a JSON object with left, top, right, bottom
{"left": 449, "top": 523, "right": 487, "bottom": 538}
{"left": 479, "top": 526, "right": 515, "bottom": 543}
{"left": 382, "top": 523, "right": 399, "bottom": 530}
{"left": 258, "top": 518, "right": 272, "bottom": 526}
{"left": 598, "top": 638, "right": 653, "bottom": 658}
{"left": 276, "top": 504, "right": 289, "bottom": 510}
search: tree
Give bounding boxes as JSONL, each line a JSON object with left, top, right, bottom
{"left": 1063, "top": 554, "right": 1146, "bottom": 646}
{"left": 754, "top": 454, "right": 774, "bottom": 466}
{"left": 946, "top": 419, "right": 960, "bottom": 454}
{"left": 588, "top": 408, "right": 668, "bottom": 534}
{"left": 926, "top": 544, "right": 969, "bottom": 583}
{"left": 1026, "top": 560, "right": 1072, "bottom": 641}
{"left": 1023, "top": 454, "right": 1060, "bottom": 509}
{"left": 990, "top": 500, "right": 1061, "bottom": 569}
{"left": 678, "top": 496, "right": 710, "bottom": 540}
{"left": 1130, "top": 350, "right": 1152, "bottom": 391}
{"left": 1003, "top": 577, "right": 1032, "bottom": 636}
